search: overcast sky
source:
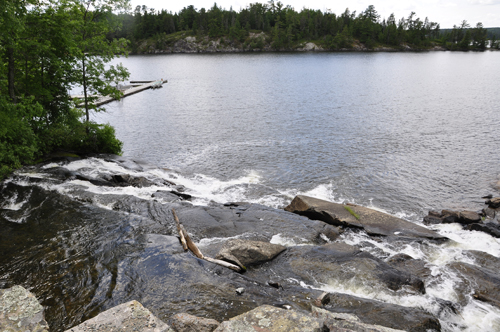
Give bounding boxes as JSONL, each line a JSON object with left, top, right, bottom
{"left": 129, "top": 0, "right": 500, "bottom": 28}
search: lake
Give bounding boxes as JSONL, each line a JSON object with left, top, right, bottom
{"left": 97, "top": 51, "right": 500, "bottom": 219}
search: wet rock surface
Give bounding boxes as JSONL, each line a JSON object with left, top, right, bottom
{"left": 0, "top": 285, "right": 49, "bottom": 332}
{"left": 320, "top": 293, "right": 441, "bottom": 332}
{"left": 464, "top": 222, "right": 500, "bottom": 238}
{"left": 311, "top": 307, "right": 405, "bottom": 332}
{"left": 285, "top": 195, "right": 447, "bottom": 240}
{"left": 64, "top": 300, "right": 172, "bottom": 332}
{"left": 213, "top": 305, "right": 325, "bottom": 332}
{"left": 447, "top": 261, "right": 500, "bottom": 308}
{"left": 386, "top": 253, "right": 432, "bottom": 280}
{"left": 243, "top": 242, "right": 426, "bottom": 294}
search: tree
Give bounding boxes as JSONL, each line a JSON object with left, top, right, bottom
{"left": 71, "top": 0, "right": 131, "bottom": 125}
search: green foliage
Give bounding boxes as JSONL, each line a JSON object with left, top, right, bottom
{"left": 0, "top": 97, "right": 41, "bottom": 178}
{"left": 0, "top": 0, "right": 126, "bottom": 180}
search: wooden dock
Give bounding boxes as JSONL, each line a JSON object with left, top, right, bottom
{"left": 73, "top": 79, "right": 166, "bottom": 107}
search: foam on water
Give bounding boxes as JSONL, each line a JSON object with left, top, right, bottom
{"left": 270, "top": 234, "right": 313, "bottom": 247}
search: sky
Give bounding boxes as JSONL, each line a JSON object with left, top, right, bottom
{"left": 129, "top": 0, "right": 500, "bottom": 29}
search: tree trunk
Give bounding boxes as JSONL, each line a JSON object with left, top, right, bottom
{"left": 7, "top": 47, "right": 16, "bottom": 103}
{"left": 82, "top": 56, "right": 90, "bottom": 133}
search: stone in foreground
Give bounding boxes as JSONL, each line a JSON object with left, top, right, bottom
{"left": 311, "top": 307, "right": 405, "bottom": 332}
{"left": 0, "top": 285, "right": 49, "bottom": 332}
{"left": 285, "top": 195, "right": 447, "bottom": 240}
{"left": 170, "top": 312, "right": 219, "bottom": 332}
{"left": 213, "top": 305, "right": 324, "bottom": 332}
{"left": 65, "top": 300, "right": 172, "bottom": 332}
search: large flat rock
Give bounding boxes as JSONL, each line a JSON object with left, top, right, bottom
{"left": 321, "top": 293, "right": 441, "bottom": 332}
{"left": 0, "top": 285, "right": 49, "bottom": 332}
{"left": 65, "top": 300, "right": 172, "bottom": 332}
{"left": 213, "top": 305, "right": 324, "bottom": 332}
{"left": 285, "top": 195, "right": 447, "bottom": 240}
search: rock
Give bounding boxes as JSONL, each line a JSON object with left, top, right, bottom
{"left": 482, "top": 194, "right": 493, "bottom": 199}
{"left": 112, "top": 174, "right": 156, "bottom": 187}
{"left": 463, "top": 250, "right": 500, "bottom": 274}
{"left": 245, "top": 242, "right": 426, "bottom": 294}
{"left": 458, "top": 211, "right": 481, "bottom": 224}
{"left": 428, "top": 210, "right": 442, "bottom": 217}
{"left": 464, "top": 222, "right": 500, "bottom": 238}
{"left": 235, "top": 288, "right": 245, "bottom": 295}
{"left": 447, "top": 261, "right": 500, "bottom": 308}
{"left": 213, "top": 305, "right": 325, "bottom": 332}
{"left": 171, "top": 190, "right": 192, "bottom": 200}
{"left": 152, "top": 190, "right": 183, "bottom": 202}
{"left": 215, "top": 239, "right": 286, "bottom": 270}
{"left": 482, "top": 207, "right": 496, "bottom": 219}
{"left": 486, "top": 197, "right": 500, "bottom": 209}
{"left": 170, "top": 312, "right": 219, "bottom": 332}
{"left": 285, "top": 195, "right": 446, "bottom": 240}
{"left": 311, "top": 307, "right": 405, "bottom": 332}
{"left": 0, "top": 285, "right": 49, "bottom": 332}
{"left": 386, "top": 253, "right": 432, "bottom": 280}
{"left": 65, "top": 300, "right": 172, "bottom": 332}
{"left": 321, "top": 293, "right": 441, "bottom": 332}
{"left": 441, "top": 210, "right": 459, "bottom": 223}
{"left": 423, "top": 215, "right": 443, "bottom": 225}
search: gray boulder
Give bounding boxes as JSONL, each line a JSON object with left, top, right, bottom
{"left": 215, "top": 239, "right": 286, "bottom": 270}
{"left": 65, "top": 300, "right": 172, "bottom": 332}
{"left": 320, "top": 293, "right": 441, "bottom": 332}
{"left": 386, "top": 253, "right": 432, "bottom": 280}
{"left": 213, "top": 305, "right": 324, "bottom": 332}
{"left": 458, "top": 211, "right": 481, "bottom": 224}
{"left": 464, "top": 222, "right": 500, "bottom": 238}
{"left": 447, "top": 261, "right": 500, "bottom": 308}
{"left": 170, "top": 312, "right": 219, "bottom": 332}
{"left": 0, "top": 285, "right": 49, "bottom": 332}
{"left": 311, "top": 307, "right": 405, "bottom": 332}
{"left": 486, "top": 197, "right": 500, "bottom": 209}
{"left": 285, "top": 195, "right": 447, "bottom": 240}
{"left": 463, "top": 250, "right": 500, "bottom": 274}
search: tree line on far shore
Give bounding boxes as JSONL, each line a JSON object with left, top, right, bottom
{"left": 109, "top": 2, "right": 498, "bottom": 52}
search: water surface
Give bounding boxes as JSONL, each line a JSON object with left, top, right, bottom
{"left": 97, "top": 52, "right": 500, "bottom": 217}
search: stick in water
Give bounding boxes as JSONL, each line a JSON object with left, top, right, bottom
{"left": 171, "top": 208, "right": 188, "bottom": 251}
{"left": 180, "top": 225, "right": 204, "bottom": 259}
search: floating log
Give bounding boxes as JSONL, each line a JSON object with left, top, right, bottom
{"left": 172, "top": 209, "right": 188, "bottom": 251}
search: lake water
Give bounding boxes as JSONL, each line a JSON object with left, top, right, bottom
{"left": 97, "top": 51, "right": 500, "bottom": 219}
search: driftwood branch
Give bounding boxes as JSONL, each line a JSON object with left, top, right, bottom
{"left": 180, "top": 225, "right": 204, "bottom": 259}
{"left": 204, "top": 257, "right": 242, "bottom": 272}
{"left": 172, "top": 208, "right": 188, "bottom": 250}
{"left": 171, "top": 208, "right": 242, "bottom": 272}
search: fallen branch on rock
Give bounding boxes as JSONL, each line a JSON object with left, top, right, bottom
{"left": 172, "top": 208, "right": 188, "bottom": 250}
{"left": 171, "top": 209, "right": 242, "bottom": 272}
